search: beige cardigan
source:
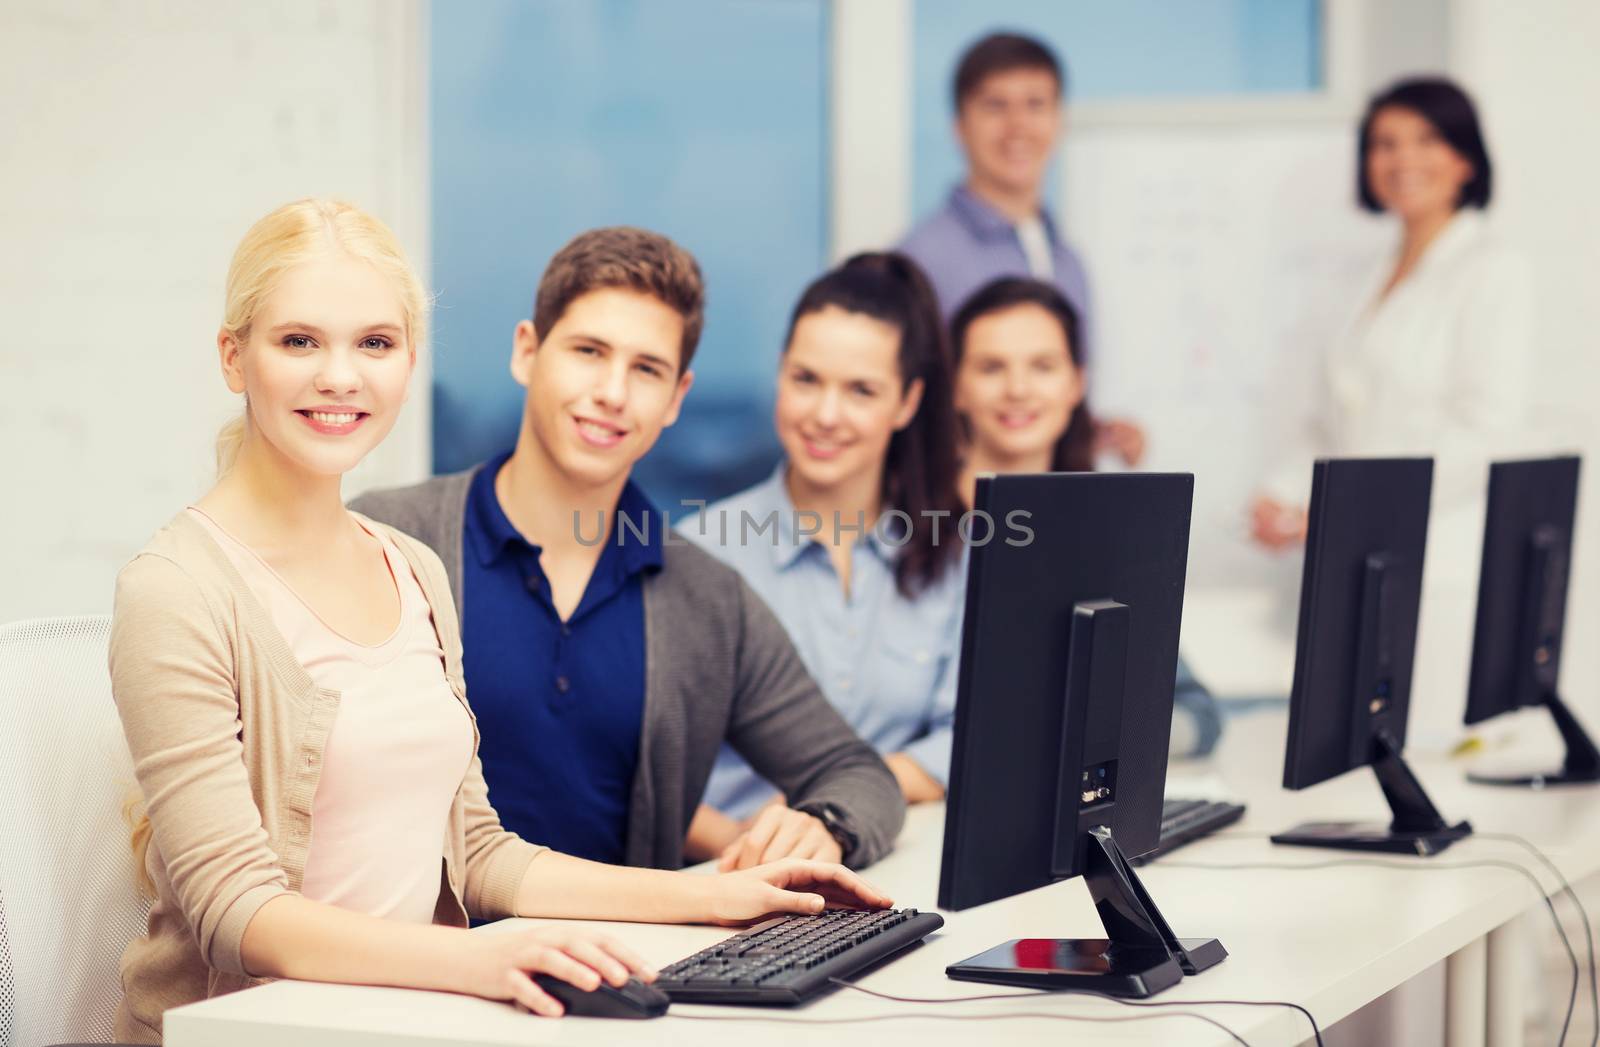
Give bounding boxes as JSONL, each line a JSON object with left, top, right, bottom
{"left": 108, "top": 510, "right": 547, "bottom": 1042}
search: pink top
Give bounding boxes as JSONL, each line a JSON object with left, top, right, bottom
{"left": 187, "top": 507, "right": 474, "bottom": 924}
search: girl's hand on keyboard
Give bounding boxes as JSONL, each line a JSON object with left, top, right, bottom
{"left": 704, "top": 858, "right": 893, "bottom": 926}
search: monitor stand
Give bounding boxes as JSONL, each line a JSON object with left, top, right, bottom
{"left": 1469, "top": 691, "right": 1600, "bottom": 787}
{"left": 946, "top": 598, "right": 1224, "bottom": 998}
{"left": 1273, "top": 729, "right": 1472, "bottom": 856}
{"left": 946, "top": 826, "right": 1223, "bottom": 997}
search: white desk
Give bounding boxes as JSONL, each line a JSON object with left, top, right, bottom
{"left": 166, "top": 710, "right": 1600, "bottom": 1047}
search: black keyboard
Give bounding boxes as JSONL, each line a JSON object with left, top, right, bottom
{"left": 1130, "top": 798, "right": 1247, "bottom": 865}
{"left": 655, "top": 908, "right": 944, "bottom": 1005}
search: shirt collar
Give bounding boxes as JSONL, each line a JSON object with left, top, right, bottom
{"left": 466, "top": 451, "right": 522, "bottom": 568}
{"left": 758, "top": 462, "right": 898, "bottom": 572}
{"left": 949, "top": 183, "right": 1062, "bottom": 246}
{"left": 466, "top": 451, "right": 663, "bottom": 577}
{"left": 613, "top": 479, "right": 666, "bottom": 576}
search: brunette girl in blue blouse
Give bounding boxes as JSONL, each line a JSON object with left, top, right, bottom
{"left": 686, "top": 254, "right": 966, "bottom": 867}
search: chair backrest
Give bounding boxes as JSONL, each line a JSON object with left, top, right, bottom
{"left": 0, "top": 617, "right": 151, "bottom": 1047}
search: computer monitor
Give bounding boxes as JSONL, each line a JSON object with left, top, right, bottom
{"left": 938, "top": 472, "right": 1224, "bottom": 999}
{"left": 1273, "top": 457, "right": 1472, "bottom": 856}
{"left": 1464, "top": 455, "right": 1597, "bottom": 786}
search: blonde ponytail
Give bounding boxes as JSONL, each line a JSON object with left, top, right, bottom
{"left": 214, "top": 414, "right": 248, "bottom": 478}
{"left": 123, "top": 788, "right": 155, "bottom": 900}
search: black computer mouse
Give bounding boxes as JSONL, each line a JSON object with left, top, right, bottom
{"left": 531, "top": 973, "right": 670, "bottom": 1019}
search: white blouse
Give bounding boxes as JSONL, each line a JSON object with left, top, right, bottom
{"left": 1268, "top": 209, "right": 1536, "bottom": 741}
{"left": 1271, "top": 210, "right": 1534, "bottom": 559}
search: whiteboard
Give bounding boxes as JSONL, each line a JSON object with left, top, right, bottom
{"left": 1060, "top": 119, "right": 1600, "bottom": 707}
{"left": 1062, "top": 121, "right": 1391, "bottom": 591}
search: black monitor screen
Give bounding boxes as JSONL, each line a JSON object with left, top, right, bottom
{"left": 1281, "top": 458, "right": 1432, "bottom": 791}
{"left": 938, "top": 473, "right": 1192, "bottom": 912}
{"left": 1465, "top": 456, "right": 1581, "bottom": 725}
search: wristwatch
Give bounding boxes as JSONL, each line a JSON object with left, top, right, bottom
{"left": 794, "top": 801, "right": 861, "bottom": 862}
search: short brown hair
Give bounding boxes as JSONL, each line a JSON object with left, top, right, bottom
{"left": 533, "top": 227, "right": 705, "bottom": 371}
{"left": 953, "top": 32, "right": 1064, "bottom": 110}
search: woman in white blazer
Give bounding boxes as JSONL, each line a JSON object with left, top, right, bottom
{"left": 1251, "top": 77, "right": 1533, "bottom": 743}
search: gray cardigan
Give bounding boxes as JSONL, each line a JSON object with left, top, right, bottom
{"left": 350, "top": 469, "right": 906, "bottom": 870}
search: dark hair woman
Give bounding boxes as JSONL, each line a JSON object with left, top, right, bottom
{"left": 1250, "top": 75, "right": 1531, "bottom": 746}
{"left": 949, "top": 276, "right": 1093, "bottom": 505}
{"left": 1253, "top": 75, "right": 1523, "bottom": 549}
{"left": 685, "top": 252, "right": 968, "bottom": 860}
{"left": 949, "top": 276, "right": 1224, "bottom": 758}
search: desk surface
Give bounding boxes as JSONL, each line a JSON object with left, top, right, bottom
{"left": 165, "top": 709, "right": 1600, "bottom": 1047}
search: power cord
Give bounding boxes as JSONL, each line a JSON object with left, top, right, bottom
{"left": 669, "top": 996, "right": 1252, "bottom": 1044}
{"left": 825, "top": 976, "right": 1323, "bottom": 1046}
{"left": 1191, "top": 828, "right": 1596, "bottom": 1044}
{"left": 1473, "top": 832, "right": 1599, "bottom": 1047}
{"left": 1160, "top": 854, "right": 1581, "bottom": 1047}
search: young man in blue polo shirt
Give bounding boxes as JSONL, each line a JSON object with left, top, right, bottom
{"left": 354, "top": 228, "right": 905, "bottom": 872}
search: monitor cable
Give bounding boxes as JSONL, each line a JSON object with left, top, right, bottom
{"left": 1159, "top": 853, "right": 1580, "bottom": 1047}
{"left": 1473, "top": 832, "right": 1599, "bottom": 1047}
{"left": 668, "top": 991, "right": 1254, "bottom": 1045}
{"left": 1192, "top": 827, "right": 1595, "bottom": 1047}
{"left": 825, "top": 977, "right": 1322, "bottom": 1046}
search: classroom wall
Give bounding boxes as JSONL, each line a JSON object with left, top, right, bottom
{"left": 0, "top": 0, "right": 430, "bottom": 624}
{"left": 1449, "top": 0, "right": 1600, "bottom": 713}
{"left": 3, "top": 0, "right": 1594, "bottom": 696}
{"left": 909, "top": 0, "right": 1323, "bottom": 220}
{"left": 427, "top": 0, "right": 827, "bottom": 511}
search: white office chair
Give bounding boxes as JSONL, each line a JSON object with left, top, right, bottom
{"left": 0, "top": 616, "right": 151, "bottom": 1047}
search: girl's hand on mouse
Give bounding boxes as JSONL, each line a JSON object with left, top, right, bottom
{"left": 456, "top": 925, "right": 654, "bottom": 1017}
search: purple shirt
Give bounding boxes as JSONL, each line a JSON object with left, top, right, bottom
{"left": 899, "top": 184, "right": 1095, "bottom": 360}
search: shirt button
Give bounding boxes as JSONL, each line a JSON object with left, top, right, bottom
{"left": 837, "top": 676, "right": 852, "bottom": 691}
{"left": 555, "top": 676, "right": 571, "bottom": 694}
{"left": 525, "top": 575, "right": 540, "bottom": 594}
{"left": 561, "top": 623, "right": 571, "bottom": 637}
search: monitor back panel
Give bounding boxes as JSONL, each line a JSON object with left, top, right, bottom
{"left": 1281, "top": 458, "right": 1432, "bottom": 790}
{"left": 939, "top": 473, "right": 1192, "bottom": 911}
{"left": 1465, "top": 456, "right": 1581, "bottom": 724}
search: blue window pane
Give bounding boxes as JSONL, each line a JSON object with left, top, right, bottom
{"left": 913, "top": 0, "right": 1321, "bottom": 217}
{"left": 430, "top": 0, "right": 826, "bottom": 503}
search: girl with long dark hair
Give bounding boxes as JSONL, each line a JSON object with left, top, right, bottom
{"left": 686, "top": 252, "right": 968, "bottom": 867}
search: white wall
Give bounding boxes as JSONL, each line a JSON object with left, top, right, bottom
{"left": 0, "top": 0, "right": 429, "bottom": 624}
{"left": 830, "top": 0, "right": 911, "bottom": 262}
{"left": 1448, "top": 0, "right": 1600, "bottom": 712}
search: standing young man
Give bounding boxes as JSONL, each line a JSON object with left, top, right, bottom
{"left": 899, "top": 31, "right": 1145, "bottom": 466}
{"left": 901, "top": 33, "right": 1224, "bottom": 756}
{"left": 354, "top": 228, "right": 904, "bottom": 871}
